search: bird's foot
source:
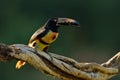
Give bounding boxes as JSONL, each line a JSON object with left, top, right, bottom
{"left": 47, "top": 52, "right": 53, "bottom": 61}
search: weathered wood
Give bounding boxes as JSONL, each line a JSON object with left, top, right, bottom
{"left": 0, "top": 43, "right": 119, "bottom": 80}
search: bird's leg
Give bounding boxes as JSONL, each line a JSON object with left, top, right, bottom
{"left": 46, "top": 51, "right": 53, "bottom": 61}
{"left": 43, "top": 46, "right": 53, "bottom": 61}
{"left": 35, "top": 46, "right": 53, "bottom": 61}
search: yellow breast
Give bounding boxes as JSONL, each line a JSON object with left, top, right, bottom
{"left": 28, "top": 30, "right": 59, "bottom": 51}
{"left": 41, "top": 30, "right": 59, "bottom": 44}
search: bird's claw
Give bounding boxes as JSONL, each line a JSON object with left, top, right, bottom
{"left": 47, "top": 52, "right": 53, "bottom": 61}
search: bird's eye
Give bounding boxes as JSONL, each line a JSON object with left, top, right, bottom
{"left": 53, "top": 19, "right": 57, "bottom": 22}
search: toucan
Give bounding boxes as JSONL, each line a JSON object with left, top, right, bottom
{"left": 16, "top": 17, "right": 80, "bottom": 69}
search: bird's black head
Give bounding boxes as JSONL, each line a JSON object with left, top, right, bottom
{"left": 45, "top": 17, "right": 80, "bottom": 32}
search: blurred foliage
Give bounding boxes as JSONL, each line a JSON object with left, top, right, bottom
{"left": 0, "top": 0, "right": 120, "bottom": 80}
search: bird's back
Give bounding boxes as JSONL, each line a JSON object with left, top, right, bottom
{"left": 28, "top": 27, "right": 45, "bottom": 46}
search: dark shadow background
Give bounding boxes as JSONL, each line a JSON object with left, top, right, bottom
{"left": 0, "top": 0, "right": 120, "bottom": 80}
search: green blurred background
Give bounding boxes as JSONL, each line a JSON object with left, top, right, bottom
{"left": 0, "top": 0, "right": 120, "bottom": 80}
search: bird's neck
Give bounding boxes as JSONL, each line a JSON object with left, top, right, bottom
{"left": 44, "top": 23, "right": 58, "bottom": 32}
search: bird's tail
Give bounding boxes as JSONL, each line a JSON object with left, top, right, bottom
{"left": 16, "top": 60, "right": 26, "bottom": 69}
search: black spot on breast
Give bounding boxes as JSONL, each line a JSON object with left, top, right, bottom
{"left": 52, "top": 35, "right": 56, "bottom": 40}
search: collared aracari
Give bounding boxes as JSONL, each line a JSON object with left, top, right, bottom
{"left": 16, "top": 17, "right": 80, "bottom": 69}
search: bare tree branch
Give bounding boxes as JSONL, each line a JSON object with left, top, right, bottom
{"left": 0, "top": 43, "right": 119, "bottom": 80}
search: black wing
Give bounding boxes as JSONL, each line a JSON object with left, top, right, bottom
{"left": 29, "top": 27, "right": 45, "bottom": 43}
